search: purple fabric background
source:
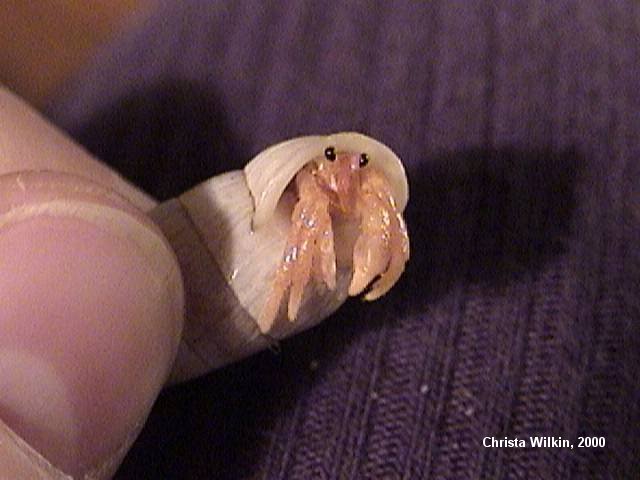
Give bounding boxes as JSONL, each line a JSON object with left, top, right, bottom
{"left": 46, "top": 1, "right": 639, "bottom": 478}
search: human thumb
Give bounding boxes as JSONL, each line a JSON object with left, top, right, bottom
{"left": 0, "top": 171, "right": 183, "bottom": 478}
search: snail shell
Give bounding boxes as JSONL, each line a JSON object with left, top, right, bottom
{"left": 150, "top": 132, "right": 408, "bottom": 382}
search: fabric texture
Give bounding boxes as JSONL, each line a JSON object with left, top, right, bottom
{"left": 47, "top": 1, "right": 640, "bottom": 478}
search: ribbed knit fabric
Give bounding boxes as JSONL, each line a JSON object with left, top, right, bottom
{"left": 47, "top": 1, "right": 640, "bottom": 478}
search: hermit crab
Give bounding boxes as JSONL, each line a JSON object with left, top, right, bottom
{"left": 151, "top": 132, "right": 410, "bottom": 381}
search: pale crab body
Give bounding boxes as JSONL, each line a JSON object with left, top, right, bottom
{"left": 258, "top": 143, "right": 410, "bottom": 332}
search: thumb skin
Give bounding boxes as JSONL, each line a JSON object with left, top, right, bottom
{"left": 0, "top": 172, "right": 184, "bottom": 478}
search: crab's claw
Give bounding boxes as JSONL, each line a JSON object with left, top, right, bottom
{"left": 348, "top": 170, "right": 410, "bottom": 300}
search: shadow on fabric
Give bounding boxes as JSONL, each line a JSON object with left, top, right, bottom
{"left": 72, "top": 80, "right": 250, "bottom": 201}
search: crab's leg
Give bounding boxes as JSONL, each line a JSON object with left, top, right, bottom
{"left": 364, "top": 209, "right": 409, "bottom": 300}
{"left": 349, "top": 168, "right": 410, "bottom": 299}
{"left": 314, "top": 213, "right": 337, "bottom": 290}
{"left": 286, "top": 203, "right": 321, "bottom": 319}
{"left": 258, "top": 166, "right": 336, "bottom": 332}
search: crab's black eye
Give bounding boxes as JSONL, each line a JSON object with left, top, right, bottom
{"left": 359, "top": 153, "right": 369, "bottom": 167}
{"left": 324, "top": 146, "right": 337, "bottom": 161}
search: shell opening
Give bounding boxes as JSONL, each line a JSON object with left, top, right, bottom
{"left": 244, "top": 132, "right": 408, "bottom": 230}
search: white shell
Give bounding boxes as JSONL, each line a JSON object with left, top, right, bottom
{"left": 245, "top": 132, "right": 409, "bottom": 229}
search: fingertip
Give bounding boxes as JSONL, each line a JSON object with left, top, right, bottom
{"left": 0, "top": 172, "right": 183, "bottom": 477}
